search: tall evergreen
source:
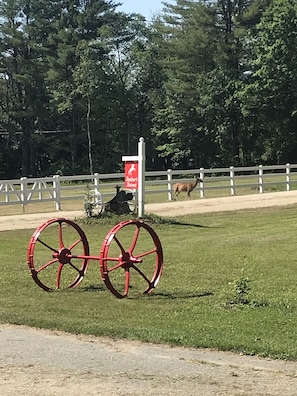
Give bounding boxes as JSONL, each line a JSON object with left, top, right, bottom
{"left": 241, "top": 0, "right": 297, "bottom": 163}
{"left": 150, "top": 0, "right": 260, "bottom": 168}
{"left": 1, "top": 0, "right": 297, "bottom": 178}
{"left": 150, "top": 1, "right": 219, "bottom": 168}
{"left": 0, "top": 0, "right": 52, "bottom": 176}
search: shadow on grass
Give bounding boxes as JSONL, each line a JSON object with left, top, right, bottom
{"left": 149, "top": 290, "right": 214, "bottom": 299}
{"left": 144, "top": 213, "right": 209, "bottom": 228}
{"left": 78, "top": 212, "right": 210, "bottom": 229}
{"left": 80, "top": 284, "right": 107, "bottom": 292}
{"left": 79, "top": 285, "right": 213, "bottom": 300}
{"left": 165, "top": 219, "right": 209, "bottom": 228}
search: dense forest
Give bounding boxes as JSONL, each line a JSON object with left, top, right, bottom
{"left": 0, "top": 0, "right": 296, "bottom": 178}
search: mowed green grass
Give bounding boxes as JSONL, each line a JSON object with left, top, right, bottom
{"left": 1, "top": 205, "right": 297, "bottom": 360}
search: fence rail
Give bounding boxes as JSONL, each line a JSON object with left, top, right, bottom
{"left": 1, "top": 163, "right": 297, "bottom": 212}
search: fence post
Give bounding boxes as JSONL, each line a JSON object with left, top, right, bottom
{"left": 259, "top": 165, "right": 263, "bottom": 193}
{"left": 94, "top": 172, "right": 100, "bottom": 196}
{"left": 167, "top": 169, "right": 173, "bottom": 201}
{"left": 53, "top": 175, "right": 61, "bottom": 210}
{"left": 138, "top": 137, "right": 145, "bottom": 218}
{"left": 20, "top": 177, "right": 27, "bottom": 213}
{"left": 286, "top": 163, "right": 291, "bottom": 191}
{"left": 200, "top": 168, "right": 205, "bottom": 198}
{"left": 5, "top": 183, "right": 9, "bottom": 203}
{"left": 230, "top": 166, "right": 235, "bottom": 196}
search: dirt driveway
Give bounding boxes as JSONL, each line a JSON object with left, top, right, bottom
{"left": 1, "top": 190, "right": 297, "bottom": 395}
{"left": 2, "top": 189, "right": 297, "bottom": 231}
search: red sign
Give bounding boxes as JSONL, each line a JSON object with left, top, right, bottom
{"left": 124, "top": 161, "right": 138, "bottom": 189}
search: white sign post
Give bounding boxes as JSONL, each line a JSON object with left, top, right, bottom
{"left": 122, "top": 137, "right": 145, "bottom": 218}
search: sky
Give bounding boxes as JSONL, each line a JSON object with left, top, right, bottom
{"left": 117, "top": 0, "right": 174, "bottom": 21}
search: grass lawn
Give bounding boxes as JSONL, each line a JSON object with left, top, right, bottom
{"left": 1, "top": 206, "right": 297, "bottom": 360}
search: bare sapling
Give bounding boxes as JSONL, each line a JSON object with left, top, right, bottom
{"left": 173, "top": 175, "right": 203, "bottom": 199}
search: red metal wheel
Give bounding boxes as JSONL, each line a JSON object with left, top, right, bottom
{"left": 100, "top": 220, "right": 163, "bottom": 298}
{"left": 27, "top": 218, "right": 90, "bottom": 291}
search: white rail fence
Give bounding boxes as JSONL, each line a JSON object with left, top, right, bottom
{"left": 1, "top": 163, "right": 297, "bottom": 212}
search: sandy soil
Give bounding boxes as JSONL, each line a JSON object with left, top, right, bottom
{"left": 1, "top": 190, "right": 297, "bottom": 395}
{"left": 2, "top": 189, "right": 297, "bottom": 231}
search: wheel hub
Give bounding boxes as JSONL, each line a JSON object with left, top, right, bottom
{"left": 53, "top": 248, "right": 71, "bottom": 265}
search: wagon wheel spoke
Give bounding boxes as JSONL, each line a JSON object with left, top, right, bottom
{"left": 58, "top": 221, "right": 64, "bottom": 249}
{"left": 27, "top": 218, "right": 90, "bottom": 291}
{"left": 36, "top": 238, "right": 58, "bottom": 253}
{"left": 36, "top": 258, "right": 59, "bottom": 273}
{"left": 124, "top": 268, "right": 130, "bottom": 297}
{"left": 134, "top": 247, "right": 158, "bottom": 259}
{"left": 129, "top": 263, "right": 152, "bottom": 287}
{"left": 69, "top": 238, "right": 84, "bottom": 251}
{"left": 113, "top": 235, "right": 126, "bottom": 254}
{"left": 129, "top": 247, "right": 159, "bottom": 288}
{"left": 56, "top": 259, "right": 86, "bottom": 289}
{"left": 56, "top": 263, "right": 63, "bottom": 289}
{"left": 104, "top": 260, "right": 126, "bottom": 272}
{"left": 100, "top": 220, "right": 163, "bottom": 298}
{"left": 129, "top": 226, "right": 140, "bottom": 253}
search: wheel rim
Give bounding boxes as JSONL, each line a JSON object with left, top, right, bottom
{"left": 27, "top": 218, "right": 90, "bottom": 291}
{"left": 127, "top": 190, "right": 137, "bottom": 213}
{"left": 84, "top": 190, "right": 104, "bottom": 216}
{"left": 99, "top": 220, "right": 163, "bottom": 298}
{"left": 93, "top": 190, "right": 105, "bottom": 215}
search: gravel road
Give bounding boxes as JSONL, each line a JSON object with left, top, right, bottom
{"left": 1, "top": 324, "right": 297, "bottom": 396}
{"left": 2, "top": 189, "right": 297, "bottom": 231}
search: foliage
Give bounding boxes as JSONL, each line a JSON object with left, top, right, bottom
{"left": 240, "top": 0, "right": 297, "bottom": 164}
{"left": 1, "top": 0, "right": 297, "bottom": 177}
{"left": 225, "top": 274, "right": 252, "bottom": 305}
